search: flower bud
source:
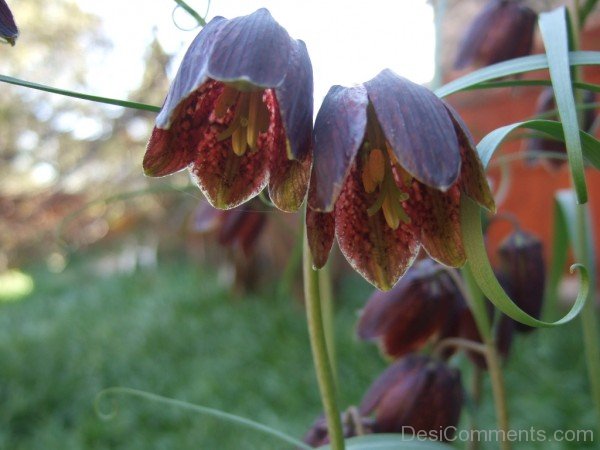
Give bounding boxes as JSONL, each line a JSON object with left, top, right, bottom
{"left": 359, "top": 354, "right": 463, "bottom": 441}
{"left": 527, "top": 88, "right": 597, "bottom": 168}
{"left": 497, "top": 229, "right": 545, "bottom": 332}
{"left": 454, "top": 0, "right": 537, "bottom": 70}
{"left": 357, "top": 259, "right": 465, "bottom": 358}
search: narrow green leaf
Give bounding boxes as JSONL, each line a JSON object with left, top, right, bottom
{"left": 95, "top": 387, "right": 312, "bottom": 449}
{"left": 0, "top": 74, "right": 161, "bottom": 112}
{"left": 476, "top": 119, "right": 600, "bottom": 169}
{"left": 464, "top": 79, "right": 600, "bottom": 94}
{"left": 543, "top": 199, "right": 570, "bottom": 319}
{"left": 318, "top": 434, "right": 454, "bottom": 450}
{"left": 173, "top": 0, "right": 207, "bottom": 27}
{"left": 538, "top": 7, "right": 587, "bottom": 202}
{"left": 461, "top": 195, "right": 589, "bottom": 328}
{"left": 435, "top": 51, "right": 600, "bottom": 98}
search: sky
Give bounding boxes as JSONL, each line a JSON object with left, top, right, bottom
{"left": 78, "top": 0, "right": 435, "bottom": 110}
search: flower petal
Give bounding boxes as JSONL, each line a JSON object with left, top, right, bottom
{"left": 365, "top": 69, "right": 460, "bottom": 190}
{"left": 405, "top": 182, "right": 465, "bottom": 267}
{"left": 0, "top": 0, "right": 18, "bottom": 46}
{"left": 306, "top": 209, "right": 335, "bottom": 269}
{"left": 444, "top": 104, "right": 495, "bottom": 212}
{"left": 207, "top": 8, "right": 292, "bottom": 89}
{"left": 144, "top": 81, "right": 223, "bottom": 177}
{"left": 266, "top": 91, "right": 311, "bottom": 212}
{"left": 274, "top": 39, "right": 314, "bottom": 161}
{"left": 335, "top": 163, "right": 419, "bottom": 290}
{"left": 309, "top": 85, "right": 369, "bottom": 212}
{"left": 156, "top": 17, "right": 227, "bottom": 129}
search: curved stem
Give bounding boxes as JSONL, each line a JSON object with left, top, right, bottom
{"left": 303, "top": 212, "right": 345, "bottom": 450}
{"left": 433, "top": 337, "right": 488, "bottom": 358}
{"left": 461, "top": 266, "right": 511, "bottom": 450}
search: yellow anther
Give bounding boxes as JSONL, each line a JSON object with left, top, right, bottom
{"left": 214, "top": 86, "right": 239, "bottom": 118}
{"left": 362, "top": 168, "right": 377, "bottom": 194}
{"left": 232, "top": 126, "right": 247, "bottom": 156}
{"left": 368, "top": 148, "right": 385, "bottom": 184}
{"left": 382, "top": 196, "right": 400, "bottom": 230}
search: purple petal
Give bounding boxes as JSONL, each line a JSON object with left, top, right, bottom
{"left": 309, "top": 85, "right": 369, "bottom": 212}
{"left": 365, "top": 69, "right": 461, "bottom": 190}
{"left": 444, "top": 104, "right": 495, "bottom": 212}
{"left": 0, "top": 0, "right": 18, "bottom": 45}
{"left": 274, "top": 39, "right": 314, "bottom": 160}
{"left": 156, "top": 17, "right": 227, "bottom": 129}
{"left": 267, "top": 90, "right": 311, "bottom": 212}
{"left": 207, "top": 8, "right": 292, "bottom": 89}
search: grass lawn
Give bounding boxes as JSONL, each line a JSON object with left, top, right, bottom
{"left": 0, "top": 252, "right": 596, "bottom": 449}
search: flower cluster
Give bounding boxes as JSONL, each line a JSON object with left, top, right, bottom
{"left": 144, "top": 8, "right": 494, "bottom": 291}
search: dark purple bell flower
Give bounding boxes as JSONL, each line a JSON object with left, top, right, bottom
{"left": 144, "top": 9, "right": 313, "bottom": 212}
{"left": 359, "top": 354, "right": 463, "bottom": 441}
{"left": 306, "top": 70, "right": 494, "bottom": 290}
{"left": 454, "top": 0, "right": 537, "bottom": 70}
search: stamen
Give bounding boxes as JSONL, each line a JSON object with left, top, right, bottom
{"left": 367, "top": 148, "right": 385, "bottom": 184}
{"left": 214, "top": 86, "right": 240, "bottom": 118}
{"left": 232, "top": 126, "right": 247, "bottom": 156}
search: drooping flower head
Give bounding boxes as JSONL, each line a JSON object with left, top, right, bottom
{"left": 357, "top": 259, "right": 466, "bottom": 358}
{"left": 144, "top": 9, "right": 313, "bottom": 212}
{"left": 454, "top": 0, "right": 537, "bottom": 70}
{"left": 307, "top": 70, "right": 495, "bottom": 290}
{"left": 0, "top": 0, "right": 18, "bottom": 46}
{"left": 359, "top": 354, "right": 463, "bottom": 440}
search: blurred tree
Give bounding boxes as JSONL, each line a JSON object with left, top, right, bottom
{"left": 0, "top": 0, "right": 176, "bottom": 268}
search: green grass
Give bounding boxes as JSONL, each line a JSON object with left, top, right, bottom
{"left": 0, "top": 253, "right": 596, "bottom": 449}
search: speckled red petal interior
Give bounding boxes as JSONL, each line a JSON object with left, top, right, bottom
{"left": 144, "top": 80, "right": 223, "bottom": 177}
{"left": 266, "top": 90, "right": 311, "bottom": 212}
{"left": 334, "top": 163, "right": 419, "bottom": 291}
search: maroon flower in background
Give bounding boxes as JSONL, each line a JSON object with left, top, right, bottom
{"left": 454, "top": 0, "right": 537, "bottom": 70}
{"left": 357, "top": 259, "right": 466, "bottom": 358}
{"left": 0, "top": 0, "right": 18, "bottom": 46}
{"left": 528, "top": 88, "right": 597, "bottom": 168}
{"left": 306, "top": 70, "right": 495, "bottom": 290}
{"left": 497, "top": 228, "right": 546, "bottom": 332}
{"left": 144, "top": 9, "right": 313, "bottom": 212}
{"left": 193, "top": 200, "right": 267, "bottom": 256}
{"left": 359, "top": 354, "right": 463, "bottom": 440}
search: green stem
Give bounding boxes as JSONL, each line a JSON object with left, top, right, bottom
{"left": 469, "top": 366, "right": 483, "bottom": 450}
{"left": 318, "top": 262, "right": 338, "bottom": 386}
{"left": 173, "top": 0, "right": 208, "bottom": 27}
{"left": 303, "top": 211, "right": 344, "bottom": 450}
{"left": 569, "top": 1, "right": 600, "bottom": 433}
{"left": 461, "top": 266, "right": 511, "bottom": 450}
{"left": 574, "top": 204, "right": 600, "bottom": 433}
{"left": 0, "top": 74, "right": 161, "bottom": 112}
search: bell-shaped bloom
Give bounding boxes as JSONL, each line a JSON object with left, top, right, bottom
{"left": 497, "top": 229, "right": 545, "bottom": 333}
{"left": 144, "top": 9, "right": 313, "bottom": 212}
{"left": 192, "top": 199, "right": 266, "bottom": 256}
{"left": 359, "top": 354, "right": 463, "bottom": 440}
{"left": 528, "top": 88, "right": 597, "bottom": 168}
{"left": 0, "top": 0, "right": 18, "bottom": 46}
{"left": 357, "top": 259, "right": 466, "bottom": 358}
{"left": 307, "top": 70, "right": 495, "bottom": 290}
{"left": 454, "top": 0, "right": 537, "bottom": 70}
